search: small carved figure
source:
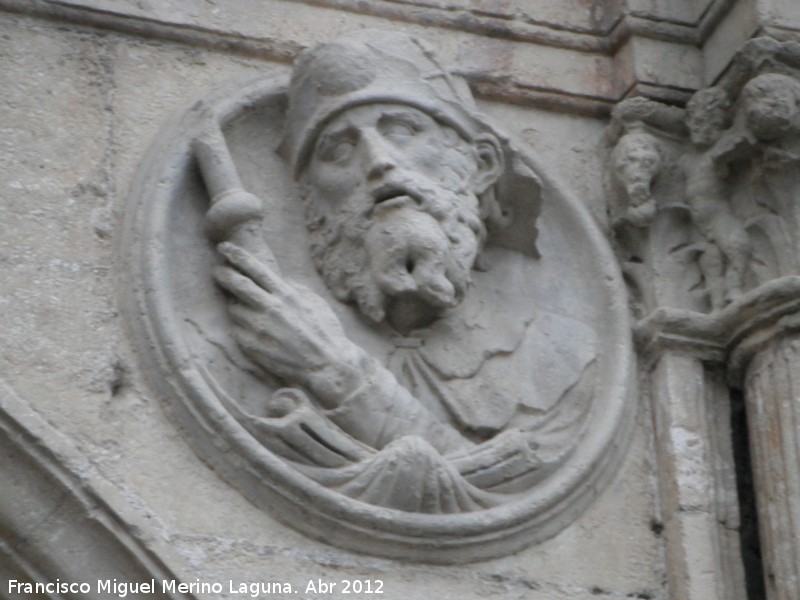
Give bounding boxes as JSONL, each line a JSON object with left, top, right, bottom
{"left": 718, "top": 73, "right": 800, "bottom": 280}
{"left": 742, "top": 73, "right": 800, "bottom": 145}
{"left": 206, "top": 31, "right": 598, "bottom": 513}
{"left": 682, "top": 87, "right": 750, "bottom": 308}
{"left": 611, "top": 129, "right": 661, "bottom": 228}
{"left": 713, "top": 74, "right": 800, "bottom": 166}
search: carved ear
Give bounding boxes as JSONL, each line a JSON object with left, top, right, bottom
{"left": 472, "top": 134, "right": 505, "bottom": 195}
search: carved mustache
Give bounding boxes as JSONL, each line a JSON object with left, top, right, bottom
{"left": 364, "top": 176, "right": 458, "bottom": 224}
{"left": 367, "top": 181, "right": 424, "bottom": 217}
{"left": 372, "top": 182, "right": 422, "bottom": 202}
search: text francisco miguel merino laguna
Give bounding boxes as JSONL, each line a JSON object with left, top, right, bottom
{"left": 6, "top": 578, "right": 341, "bottom": 597}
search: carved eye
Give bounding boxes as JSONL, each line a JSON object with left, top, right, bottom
{"left": 379, "top": 113, "right": 423, "bottom": 142}
{"left": 329, "top": 140, "right": 355, "bottom": 162}
{"left": 384, "top": 121, "right": 417, "bottom": 139}
{"left": 317, "top": 136, "right": 356, "bottom": 164}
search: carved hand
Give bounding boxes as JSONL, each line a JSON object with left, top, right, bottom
{"left": 214, "top": 242, "right": 369, "bottom": 409}
{"left": 626, "top": 197, "right": 657, "bottom": 227}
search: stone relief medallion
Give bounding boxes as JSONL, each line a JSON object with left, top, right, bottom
{"left": 122, "top": 31, "right": 634, "bottom": 562}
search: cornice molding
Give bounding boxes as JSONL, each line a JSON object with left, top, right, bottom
{"left": 0, "top": 0, "right": 747, "bottom": 116}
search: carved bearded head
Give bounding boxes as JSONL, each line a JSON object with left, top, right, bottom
{"left": 611, "top": 129, "right": 662, "bottom": 205}
{"left": 280, "top": 31, "right": 538, "bottom": 331}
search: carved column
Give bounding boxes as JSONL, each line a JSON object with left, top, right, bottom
{"left": 608, "top": 100, "right": 748, "bottom": 600}
{"left": 639, "top": 281, "right": 800, "bottom": 600}
{"left": 606, "top": 36, "right": 800, "bottom": 600}
{"left": 637, "top": 282, "right": 800, "bottom": 600}
{"left": 743, "top": 338, "right": 800, "bottom": 599}
{"left": 609, "top": 38, "right": 800, "bottom": 600}
{"left": 718, "top": 54, "right": 800, "bottom": 600}
{"left": 731, "top": 309, "right": 800, "bottom": 599}
{"left": 636, "top": 320, "right": 745, "bottom": 600}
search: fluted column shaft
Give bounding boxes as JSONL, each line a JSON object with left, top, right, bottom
{"left": 742, "top": 333, "right": 800, "bottom": 600}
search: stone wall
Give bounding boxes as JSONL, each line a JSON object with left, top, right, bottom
{"left": 3, "top": 1, "right": 799, "bottom": 599}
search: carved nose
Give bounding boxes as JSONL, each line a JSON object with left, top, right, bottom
{"left": 368, "top": 157, "right": 394, "bottom": 180}
{"left": 363, "top": 133, "right": 396, "bottom": 180}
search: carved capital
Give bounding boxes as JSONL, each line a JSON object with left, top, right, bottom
{"left": 635, "top": 276, "right": 800, "bottom": 383}
{"left": 606, "top": 37, "right": 800, "bottom": 600}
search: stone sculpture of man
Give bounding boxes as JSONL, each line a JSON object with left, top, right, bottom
{"left": 611, "top": 128, "right": 661, "bottom": 228}
{"left": 698, "top": 73, "right": 800, "bottom": 289}
{"left": 211, "top": 31, "right": 597, "bottom": 513}
{"left": 682, "top": 87, "right": 750, "bottom": 308}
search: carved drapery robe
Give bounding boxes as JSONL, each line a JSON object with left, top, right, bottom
{"left": 234, "top": 250, "right": 598, "bottom": 513}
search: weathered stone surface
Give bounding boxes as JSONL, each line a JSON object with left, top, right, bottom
{"left": 0, "top": 380, "right": 198, "bottom": 600}
{"left": 1, "top": 6, "right": 663, "bottom": 599}
{"left": 607, "top": 35, "right": 800, "bottom": 600}
{"left": 122, "top": 28, "right": 636, "bottom": 561}
{"left": 2, "top": 0, "right": 785, "bottom": 114}
{"left": 18, "top": 1, "right": 800, "bottom": 598}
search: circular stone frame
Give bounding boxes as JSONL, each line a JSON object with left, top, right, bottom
{"left": 122, "top": 73, "right": 635, "bottom": 563}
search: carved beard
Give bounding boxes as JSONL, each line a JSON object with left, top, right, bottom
{"left": 301, "top": 182, "right": 486, "bottom": 324}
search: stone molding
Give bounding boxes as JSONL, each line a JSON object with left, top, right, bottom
{"left": 636, "top": 276, "right": 800, "bottom": 377}
{"left": 3, "top": 0, "right": 796, "bottom": 115}
{"left": 0, "top": 380, "right": 202, "bottom": 599}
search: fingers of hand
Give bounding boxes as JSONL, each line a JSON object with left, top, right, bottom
{"left": 213, "top": 266, "right": 274, "bottom": 308}
{"left": 218, "top": 242, "right": 291, "bottom": 297}
{"left": 228, "top": 300, "right": 286, "bottom": 334}
{"left": 233, "top": 327, "right": 313, "bottom": 375}
{"left": 228, "top": 302, "right": 320, "bottom": 362}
